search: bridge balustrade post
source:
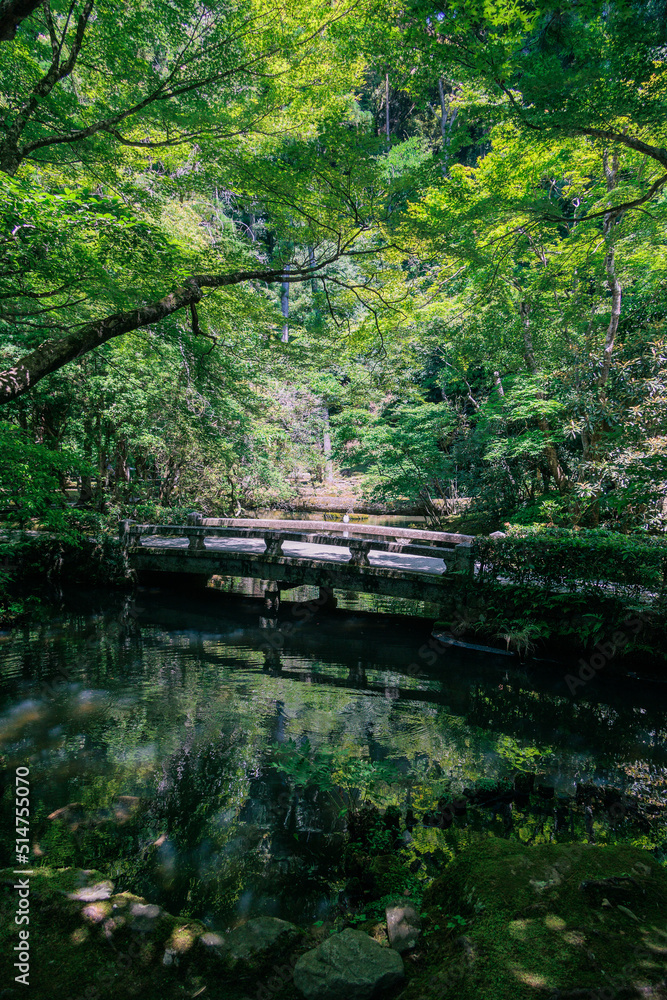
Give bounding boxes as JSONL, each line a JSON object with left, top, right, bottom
{"left": 348, "top": 541, "right": 370, "bottom": 567}
{"left": 264, "top": 535, "right": 284, "bottom": 557}
{"left": 188, "top": 530, "right": 206, "bottom": 552}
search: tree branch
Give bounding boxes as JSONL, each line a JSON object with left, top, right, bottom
{"left": 0, "top": 253, "right": 372, "bottom": 404}
{"left": 537, "top": 172, "right": 667, "bottom": 226}
{"left": 3, "top": 0, "right": 361, "bottom": 172}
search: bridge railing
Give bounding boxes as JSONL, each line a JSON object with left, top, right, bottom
{"left": 188, "top": 514, "right": 473, "bottom": 546}
{"left": 119, "top": 517, "right": 474, "bottom": 575}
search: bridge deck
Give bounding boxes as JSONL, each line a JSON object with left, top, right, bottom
{"left": 122, "top": 517, "right": 476, "bottom": 604}
{"left": 140, "top": 535, "right": 449, "bottom": 575}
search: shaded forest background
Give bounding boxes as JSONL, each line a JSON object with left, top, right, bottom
{"left": 1, "top": 0, "right": 667, "bottom": 536}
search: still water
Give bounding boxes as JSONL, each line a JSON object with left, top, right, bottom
{"left": 0, "top": 587, "right": 665, "bottom": 929}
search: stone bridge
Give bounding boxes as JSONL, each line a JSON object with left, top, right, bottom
{"left": 121, "top": 515, "right": 475, "bottom": 607}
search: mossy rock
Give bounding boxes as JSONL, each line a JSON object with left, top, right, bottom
{"left": 407, "top": 839, "right": 667, "bottom": 1000}
{"left": 0, "top": 867, "right": 244, "bottom": 1000}
{"left": 197, "top": 916, "right": 302, "bottom": 977}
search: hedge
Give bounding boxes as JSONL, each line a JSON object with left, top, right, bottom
{"left": 472, "top": 527, "right": 667, "bottom": 607}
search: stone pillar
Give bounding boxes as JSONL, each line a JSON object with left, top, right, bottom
{"left": 260, "top": 583, "right": 280, "bottom": 629}
{"left": 348, "top": 541, "right": 370, "bottom": 566}
{"left": 118, "top": 519, "right": 130, "bottom": 547}
{"left": 318, "top": 586, "right": 337, "bottom": 610}
{"left": 188, "top": 531, "right": 206, "bottom": 552}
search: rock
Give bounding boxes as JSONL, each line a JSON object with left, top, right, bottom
{"left": 489, "top": 530, "right": 506, "bottom": 538}
{"left": 68, "top": 880, "right": 114, "bottom": 902}
{"left": 213, "top": 916, "right": 300, "bottom": 968}
{"left": 293, "top": 927, "right": 404, "bottom": 1000}
{"left": 81, "top": 901, "right": 112, "bottom": 924}
{"left": 129, "top": 901, "right": 163, "bottom": 932}
{"left": 0, "top": 865, "right": 215, "bottom": 983}
{"left": 386, "top": 904, "right": 421, "bottom": 953}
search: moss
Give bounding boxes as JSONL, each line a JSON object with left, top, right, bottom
{"left": 0, "top": 868, "right": 311, "bottom": 1000}
{"left": 3, "top": 843, "right": 666, "bottom": 1000}
{"left": 0, "top": 868, "right": 218, "bottom": 1000}
{"left": 406, "top": 839, "right": 667, "bottom": 1000}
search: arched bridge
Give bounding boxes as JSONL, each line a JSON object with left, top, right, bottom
{"left": 120, "top": 515, "right": 475, "bottom": 605}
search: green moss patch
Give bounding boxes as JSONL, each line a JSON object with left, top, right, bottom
{"left": 407, "top": 839, "right": 667, "bottom": 1000}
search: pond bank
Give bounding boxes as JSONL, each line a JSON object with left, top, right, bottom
{"left": 2, "top": 837, "right": 665, "bottom": 1000}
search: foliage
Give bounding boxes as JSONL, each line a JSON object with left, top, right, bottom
{"left": 2, "top": 0, "right": 667, "bottom": 579}
{"left": 334, "top": 400, "right": 456, "bottom": 508}
{"left": 0, "top": 421, "right": 85, "bottom": 529}
{"left": 269, "top": 739, "right": 401, "bottom": 818}
{"left": 473, "top": 526, "right": 667, "bottom": 602}
{"left": 495, "top": 735, "right": 544, "bottom": 774}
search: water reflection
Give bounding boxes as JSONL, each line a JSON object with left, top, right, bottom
{"left": 0, "top": 588, "right": 665, "bottom": 930}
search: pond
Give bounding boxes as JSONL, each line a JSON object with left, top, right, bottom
{"left": 1, "top": 587, "right": 665, "bottom": 932}
{"left": 255, "top": 509, "right": 430, "bottom": 529}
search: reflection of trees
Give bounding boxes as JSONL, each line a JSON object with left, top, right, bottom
{"left": 147, "top": 727, "right": 249, "bottom": 916}
{"left": 2, "top": 606, "right": 666, "bottom": 927}
{"left": 465, "top": 681, "right": 667, "bottom": 771}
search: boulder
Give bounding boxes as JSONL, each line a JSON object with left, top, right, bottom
{"left": 293, "top": 927, "right": 404, "bottom": 1000}
{"left": 206, "top": 915, "right": 300, "bottom": 969}
{"left": 386, "top": 904, "right": 421, "bottom": 952}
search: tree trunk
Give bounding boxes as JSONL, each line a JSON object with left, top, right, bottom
{"left": 322, "top": 407, "right": 334, "bottom": 483}
{"left": 598, "top": 151, "right": 622, "bottom": 390}
{"left": 281, "top": 264, "right": 289, "bottom": 343}
{"left": 584, "top": 151, "right": 622, "bottom": 473}
{"left": 309, "top": 247, "right": 317, "bottom": 295}
{"left": 438, "top": 77, "right": 458, "bottom": 175}
{"left": 114, "top": 437, "right": 131, "bottom": 495}
{"left": 385, "top": 72, "right": 390, "bottom": 147}
{"left": 78, "top": 474, "right": 93, "bottom": 504}
{"left": 0, "top": 261, "right": 320, "bottom": 406}
{"left": 519, "top": 299, "right": 569, "bottom": 491}
{"left": 0, "top": 280, "right": 203, "bottom": 406}
{"left": 520, "top": 301, "right": 536, "bottom": 373}
{"left": 493, "top": 371, "right": 505, "bottom": 398}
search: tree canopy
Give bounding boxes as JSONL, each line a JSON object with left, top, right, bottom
{"left": 1, "top": 0, "right": 666, "bottom": 532}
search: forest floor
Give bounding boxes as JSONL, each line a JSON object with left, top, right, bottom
{"left": 276, "top": 471, "right": 469, "bottom": 518}
{"left": 2, "top": 840, "right": 666, "bottom": 1000}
